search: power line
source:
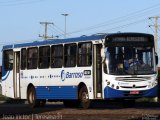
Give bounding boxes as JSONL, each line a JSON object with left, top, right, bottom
{"left": 0, "top": 0, "right": 16, "bottom": 4}
{"left": 87, "top": 19, "right": 145, "bottom": 35}
{"left": 0, "top": 38, "right": 40, "bottom": 45}
{"left": 62, "top": 3, "right": 160, "bottom": 37}
{"left": 100, "top": 19, "right": 146, "bottom": 32}
{"left": 63, "top": 18, "right": 146, "bottom": 37}
{"left": 71, "top": 3, "right": 160, "bottom": 34}
{"left": 47, "top": 25, "right": 63, "bottom": 38}
{"left": 54, "top": 24, "right": 65, "bottom": 34}
{"left": 0, "top": 0, "right": 27, "bottom": 4}
{"left": 48, "top": 24, "right": 64, "bottom": 36}
{"left": 0, "top": 0, "right": 44, "bottom": 6}
{"left": 48, "top": 24, "right": 74, "bottom": 38}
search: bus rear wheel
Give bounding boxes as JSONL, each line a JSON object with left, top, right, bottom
{"left": 79, "top": 86, "right": 91, "bottom": 109}
{"left": 27, "top": 86, "right": 40, "bottom": 108}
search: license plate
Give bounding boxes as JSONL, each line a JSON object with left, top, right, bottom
{"left": 130, "top": 91, "right": 139, "bottom": 94}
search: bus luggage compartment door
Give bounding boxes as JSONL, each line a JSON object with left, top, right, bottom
{"left": 93, "top": 44, "right": 102, "bottom": 99}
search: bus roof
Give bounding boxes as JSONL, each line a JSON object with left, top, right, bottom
{"left": 2, "top": 34, "right": 106, "bottom": 50}
{"left": 2, "top": 32, "right": 153, "bottom": 50}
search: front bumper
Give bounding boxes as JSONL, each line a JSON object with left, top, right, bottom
{"left": 104, "top": 86, "right": 158, "bottom": 99}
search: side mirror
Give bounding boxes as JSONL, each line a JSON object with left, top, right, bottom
{"left": 155, "top": 54, "right": 158, "bottom": 65}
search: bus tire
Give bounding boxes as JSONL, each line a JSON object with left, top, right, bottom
{"left": 79, "top": 86, "right": 91, "bottom": 109}
{"left": 122, "top": 100, "right": 135, "bottom": 108}
{"left": 27, "top": 86, "right": 40, "bottom": 108}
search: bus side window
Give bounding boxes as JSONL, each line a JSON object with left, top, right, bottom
{"left": 39, "top": 46, "right": 50, "bottom": 69}
{"left": 3, "top": 50, "right": 13, "bottom": 71}
{"left": 51, "top": 45, "right": 63, "bottom": 68}
{"left": 21, "top": 48, "right": 27, "bottom": 70}
{"left": 78, "top": 42, "right": 92, "bottom": 66}
{"left": 64, "top": 44, "right": 77, "bottom": 67}
{"left": 27, "top": 47, "right": 38, "bottom": 69}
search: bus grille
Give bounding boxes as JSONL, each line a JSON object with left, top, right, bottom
{"left": 115, "top": 77, "right": 151, "bottom": 82}
{"left": 120, "top": 85, "right": 147, "bottom": 89}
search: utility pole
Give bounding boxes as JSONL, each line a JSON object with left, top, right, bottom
{"left": 61, "top": 14, "right": 69, "bottom": 38}
{"left": 149, "top": 16, "right": 160, "bottom": 102}
{"left": 149, "top": 16, "right": 160, "bottom": 52}
{"left": 39, "top": 22, "right": 54, "bottom": 40}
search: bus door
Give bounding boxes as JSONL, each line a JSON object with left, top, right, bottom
{"left": 13, "top": 51, "right": 20, "bottom": 98}
{"left": 93, "top": 44, "right": 102, "bottom": 99}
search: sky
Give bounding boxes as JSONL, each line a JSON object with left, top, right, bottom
{"left": 0, "top": 0, "right": 160, "bottom": 65}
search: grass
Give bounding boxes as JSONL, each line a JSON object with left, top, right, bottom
{"left": 0, "top": 94, "right": 25, "bottom": 103}
{"left": 0, "top": 94, "right": 9, "bottom": 101}
{"left": 136, "top": 98, "right": 158, "bottom": 102}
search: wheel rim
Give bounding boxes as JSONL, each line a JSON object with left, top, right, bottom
{"left": 29, "top": 90, "right": 34, "bottom": 103}
{"left": 81, "top": 91, "right": 89, "bottom": 103}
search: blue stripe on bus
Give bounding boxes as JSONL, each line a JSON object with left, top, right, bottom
{"left": 2, "top": 71, "right": 10, "bottom": 81}
{"left": 2, "top": 45, "right": 13, "bottom": 50}
{"left": 1, "top": 51, "right": 10, "bottom": 81}
{"left": 104, "top": 86, "right": 157, "bottom": 99}
{"left": 35, "top": 86, "right": 78, "bottom": 100}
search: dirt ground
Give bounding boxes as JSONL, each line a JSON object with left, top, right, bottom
{"left": 0, "top": 101, "right": 160, "bottom": 120}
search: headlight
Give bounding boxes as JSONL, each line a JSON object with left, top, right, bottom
{"left": 107, "top": 81, "right": 110, "bottom": 85}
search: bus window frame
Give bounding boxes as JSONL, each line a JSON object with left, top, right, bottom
{"left": 27, "top": 47, "right": 38, "bottom": 70}
{"left": 51, "top": 44, "right": 63, "bottom": 68}
{"left": 77, "top": 42, "right": 92, "bottom": 67}
{"left": 21, "top": 48, "right": 27, "bottom": 70}
{"left": 64, "top": 43, "right": 77, "bottom": 68}
{"left": 38, "top": 46, "right": 50, "bottom": 69}
{"left": 3, "top": 49, "right": 13, "bottom": 71}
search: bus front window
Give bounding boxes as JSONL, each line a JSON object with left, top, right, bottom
{"left": 105, "top": 46, "right": 155, "bottom": 75}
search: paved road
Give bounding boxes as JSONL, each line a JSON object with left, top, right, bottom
{"left": 0, "top": 102, "right": 160, "bottom": 120}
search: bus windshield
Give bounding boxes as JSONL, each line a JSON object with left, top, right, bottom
{"left": 105, "top": 46, "right": 155, "bottom": 75}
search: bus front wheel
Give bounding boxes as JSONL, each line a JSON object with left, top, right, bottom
{"left": 79, "top": 86, "right": 91, "bottom": 109}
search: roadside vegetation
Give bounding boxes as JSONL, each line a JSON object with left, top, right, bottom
{"left": 0, "top": 94, "right": 8, "bottom": 101}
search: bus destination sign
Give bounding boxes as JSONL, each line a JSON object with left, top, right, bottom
{"left": 111, "top": 37, "right": 148, "bottom": 42}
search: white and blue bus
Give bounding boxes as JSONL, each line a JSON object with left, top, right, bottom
{"left": 1, "top": 33, "right": 158, "bottom": 108}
